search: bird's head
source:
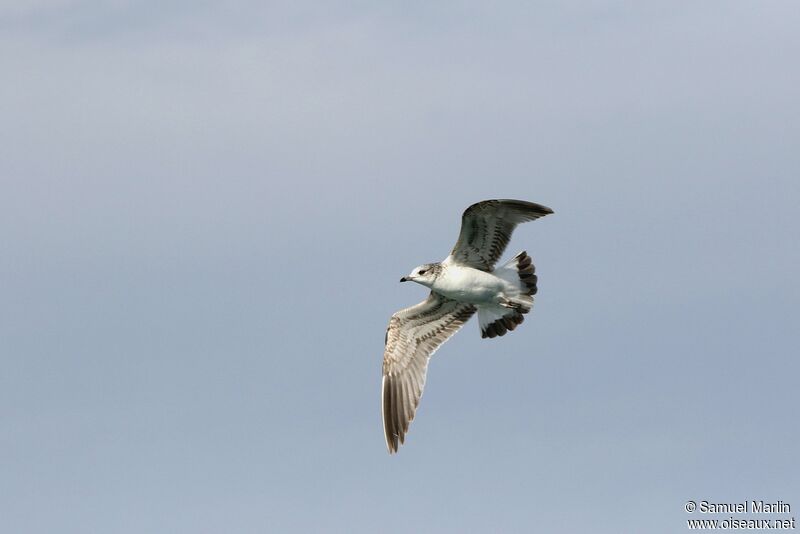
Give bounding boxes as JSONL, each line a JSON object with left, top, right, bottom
{"left": 400, "top": 263, "right": 440, "bottom": 288}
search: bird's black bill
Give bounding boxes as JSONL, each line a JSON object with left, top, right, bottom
{"left": 400, "top": 277, "right": 409, "bottom": 282}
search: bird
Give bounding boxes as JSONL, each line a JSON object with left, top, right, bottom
{"left": 381, "top": 199, "right": 554, "bottom": 453}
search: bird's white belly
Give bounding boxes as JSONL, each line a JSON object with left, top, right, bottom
{"left": 432, "top": 266, "right": 505, "bottom": 304}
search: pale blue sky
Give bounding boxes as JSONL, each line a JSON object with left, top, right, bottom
{"left": 2, "top": 2, "right": 798, "bottom": 533}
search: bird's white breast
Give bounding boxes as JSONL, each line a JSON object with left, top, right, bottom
{"left": 432, "top": 265, "right": 505, "bottom": 304}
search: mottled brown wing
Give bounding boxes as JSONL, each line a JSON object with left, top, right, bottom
{"left": 447, "top": 199, "right": 553, "bottom": 271}
{"left": 381, "top": 292, "right": 476, "bottom": 453}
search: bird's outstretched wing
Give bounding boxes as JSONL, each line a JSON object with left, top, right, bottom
{"left": 446, "top": 199, "right": 553, "bottom": 271}
{"left": 382, "top": 292, "right": 476, "bottom": 453}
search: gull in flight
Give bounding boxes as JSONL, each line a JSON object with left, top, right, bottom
{"left": 382, "top": 199, "right": 554, "bottom": 453}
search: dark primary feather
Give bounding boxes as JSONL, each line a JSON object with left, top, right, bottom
{"left": 448, "top": 199, "right": 553, "bottom": 271}
{"left": 381, "top": 293, "right": 476, "bottom": 453}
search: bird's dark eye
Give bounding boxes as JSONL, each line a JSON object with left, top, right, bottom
{"left": 418, "top": 270, "right": 426, "bottom": 275}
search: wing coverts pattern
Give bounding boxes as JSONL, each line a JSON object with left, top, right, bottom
{"left": 381, "top": 293, "right": 475, "bottom": 452}
{"left": 449, "top": 199, "right": 553, "bottom": 271}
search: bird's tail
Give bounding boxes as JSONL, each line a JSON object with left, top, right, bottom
{"left": 497, "top": 250, "right": 538, "bottom": 296}
{"left": 478, "top": 251, "right": 537, "bottom": 339}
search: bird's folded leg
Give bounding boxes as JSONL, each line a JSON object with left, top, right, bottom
{"left": 498, "top": 297, "right": 515, "bottom": 309}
